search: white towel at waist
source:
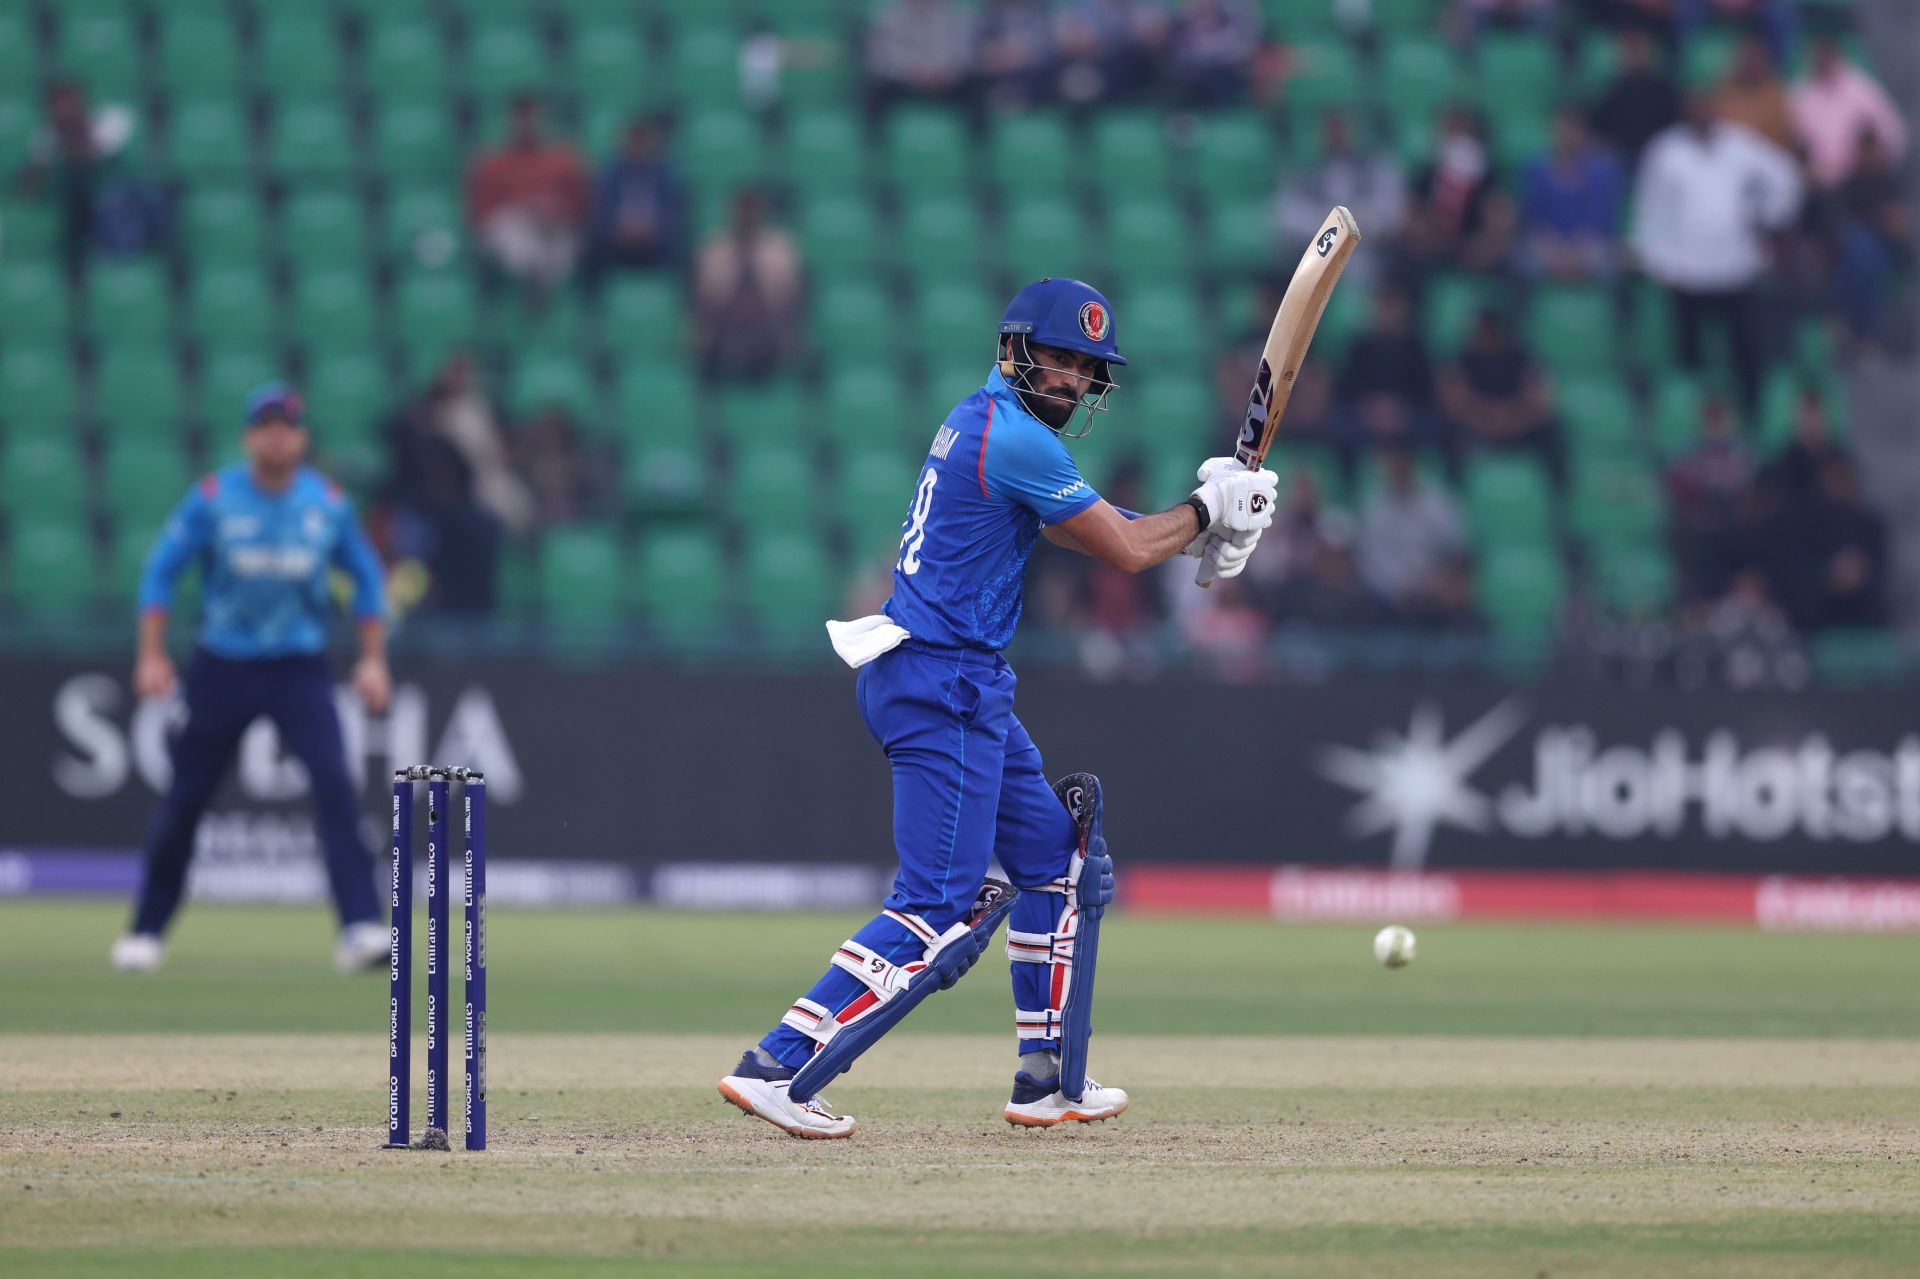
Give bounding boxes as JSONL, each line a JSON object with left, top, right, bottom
{"left": 826, "top": 615, "right": 911, "bottom": 669}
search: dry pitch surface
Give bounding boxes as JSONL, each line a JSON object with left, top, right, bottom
{"left": 2, "top": 904, "right": 1917, "bottom": 1276}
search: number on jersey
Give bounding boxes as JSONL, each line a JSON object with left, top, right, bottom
{"left": 899, "top": 467, "right": 938, "bottom": 575}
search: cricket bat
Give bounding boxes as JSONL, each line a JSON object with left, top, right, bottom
{"left": 1196, "top": 205, "right": 1361, "bottom": 587}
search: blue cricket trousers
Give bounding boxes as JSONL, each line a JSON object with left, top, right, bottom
{"left": 129, "top": 650, "right": 380, "bottom": 936}
{"left": 761, "top": 641, "right": 1080, "bottom": 1066}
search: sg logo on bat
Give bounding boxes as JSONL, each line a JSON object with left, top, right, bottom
{"left": 1316, "top": 224, "right": 1339, "bottom": 256}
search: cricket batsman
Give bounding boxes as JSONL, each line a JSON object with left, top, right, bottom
{"left": 720, "top": 279, "right": 1277, "bottom": 1137}
{"left": 110, "top": 383, "right": 395, "bottom": 974}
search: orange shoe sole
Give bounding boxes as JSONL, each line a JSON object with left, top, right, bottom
{"left": 1003, "top": 1097, "right": 1130, "bottom": 1128}
{"left": 717, "top": 1080, "right": 856, "bottom": 1140}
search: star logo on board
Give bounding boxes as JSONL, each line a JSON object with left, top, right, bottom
{"left": 1316, "top": 701, "right": 1526, "bottom": 869}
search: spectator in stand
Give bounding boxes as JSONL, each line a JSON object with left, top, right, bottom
{"left": 1692, "top": 567, "right": 1801, "bottom": 689}
{"left": 1760, "top": 388, "right": 1848, "bottom": 506}
{"left": 1791, "top": 34, "right": 1906, "bottom": 191}
{"left": 1801, "top": 457, "right": 1888, "bottom": 629}
{"left": 1400, "top": 107, "right": 1514, "bottom": 274}
{"left": 1682, "top": 0, "right": 1796, "bottom": 64}
{"left": 14, "top": 79, "right": 152, "bottom": 279}
{"left": 513, "top": 405, "right": 613, "bottom": 527}
{"left": 693, "top": 188, "right": 804, "bottom": 382}
{"left": 1438, "top": 307, "right": 1557, "bottom": 460}
{"left": 864, "top": 0, "right": 977, "bottom": 114}
{"left": 1357, "top": 450, "right": 1474, "bottom": 628}
{"left": 1167, "top": 0, "right": 1261, "bottom": 109}
{"left": 1713, "top": 34, "right": 1796, "bottom": 155}
{"left": 1664, "top": 393, "right": 1754, "bottom": 603}
{"left": 384, "top": 353, "right": 536, "bottom": 537}
{"left": 1055, "top": 0, "right": 1171, "bottom": 107}
{"left": 1830, "top": 130, "right": 1913, "bottom": 352}
{"left": 1518, "top": 109, "right": 1626, "bottom": 281}
{"left": 587, "top": 115, "right": 686, "bottom": 284}
{"left": 384, "top": 434, "right": 502, "bottom": 617}
{"left": 466, "top": 95, "right": 589, "bottom": 295}
{"left": 1335, "top": 285, "right": 1437, "bottom": 455}
{"left": 974, "top": 0, "right": 1060, "bottom": 111}
{"left": 1631, "top": 93, "right": 1801, "bottom": 413}
{"left": 1241, "top": 470, "right": 1363, "bottom": 624}
{"left": 1588, "top": 29, "right": 1681, "bottom": 166}
{"left": 1273, "top": 113, "right": 1404, "bottom": 289}
{"left": 1215, "top": 279, "right": 1339, "bottom": 447}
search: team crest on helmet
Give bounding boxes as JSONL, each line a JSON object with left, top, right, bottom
{"left": 1077, "top": 300, "right": 1110, "bottom": 343}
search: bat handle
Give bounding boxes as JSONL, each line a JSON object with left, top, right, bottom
{"left": 1195, "top": 558, "right": 1218, "bottom": 589}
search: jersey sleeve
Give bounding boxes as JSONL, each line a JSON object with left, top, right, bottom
{"left": 981, "top": 416, "right": 1101, "bottom": 525}
{"left": 330, "top": 497, "right": 388, "bottom": 622}
{"left": 136, "top": 482, "right": 214, "bottom": 614}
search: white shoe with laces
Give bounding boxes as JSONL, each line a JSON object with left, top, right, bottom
{"left": 109, "top": 933, "right": 164, "bottom": 972}
{"left": 718, "top": 1049, "right": 856, "bottom": 1140}
{"left": 1003, "top": 1070, "right": 1130, "bottom": 1128}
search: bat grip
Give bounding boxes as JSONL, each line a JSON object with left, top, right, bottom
{"left": 1195, "top": 558, "right": 1218, "bottom": 589}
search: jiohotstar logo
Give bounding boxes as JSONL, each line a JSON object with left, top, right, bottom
{"left": 1318, "top": 702, "right": 1920, "bottom": 867}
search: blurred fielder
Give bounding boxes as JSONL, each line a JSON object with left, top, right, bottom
{"left": 111, "top": 383, "right": 394, "bottom": 974}
{"left": 721, "top": 279, "right": 1276, "bottom": 1137}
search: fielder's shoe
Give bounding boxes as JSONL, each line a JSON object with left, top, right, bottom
{"left": 1003, "top": 1071, "right": 1130, "bottom": 1128}
{"left": 718, "top": 1048, "right": 856, "bottom": 1140}
{"left": 109, "top": 932, "right": 164, "bottom": 972}
{"left": 333, "top": 921, "right": 392, "bottom": 974}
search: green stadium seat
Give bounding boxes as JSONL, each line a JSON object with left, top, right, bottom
{"left": 196, "top": 346, "right": 283, "bottom": 427}
{"left": 5, "top": 519, "right": 98, "bottom": 618}
{"left": 1651, "top": 374, "right": 1710, "bottom": 458}
{"left": 601, "top": 277, "right": 685, "bottom": 351}
{"left": 281, "top": 191, "right": 368, "bottom": 269}
{"left": 1202, "top": 195, "right": 1272, "bottom": 274}
{"left": 538, "top": 526, "right": 625, "bottom": 624}
{"left": 82, "top": 261, "right": 172, "bottom": 348}
{"left": 1106, "top": 195, "right": 1190, "bottom": 282}
{"left": 0, "top": 12, "right": 30, "bottom": 100}
{"left": 165, "top": 98, "right": 252, "bottom": 180}
{"left": 1476, "top": 544, "right": 1564, "bottom": 639}
{"left": 384, "top": 185, "right": 465, "bottom": 267}
{"left": 678, "top": 111, "right": 766, "bottom": 192}
{"left": 56, "top": 6, "right": 140, "bottom": 96}
{"left": 266, "top": 104, "right": 356, "bottom": 178}
{"left": 1475, "top": 32, "right": 1559, "bottom": 114}
{"left": 0, "top": 261, "right": 71, "bottom": 342}
{"left": 910, "top": 280, "right": 998, "bottom": 364}
{"left": 1575, "top": 29, "right": 1622, "bottom": 97}
{"left": 509, "top": 351, "right": 599, "bottom": 419}
{"left": 1462, "top": 453, "right": 1553, "bottom": 542}
{"left": 287, "top": 269, "right": 379, "bottom": 352}
{"left": 784, "top": 108, "right": 869, "bottom": 192}
{"left": 1117, "top": 283, "right": 1206, "bottom": 364}
{"left": 1568, "top": 455, "right": 1664, "bottom": 548}
{"left": 1003, "top": 195, "right": 1097, "bottom": 284}
{"left": 582, "top": 96, "right": 671, "bottom": 156}
{"left": 495, "top": 292, "right": 589, "bottom": 360}
{"left": 1681, "top": 29, "right": 1739, "bottom": 89}
{"left": 633, "top": 526, "right": 725, "bottom": 631}
{"left": 365, "top": 13, "right": 453, "bottom": 99}
{"left": 369, "top": 99, "right": 461, "bottom": 177}
{"left": 465, "top": 18, "right": 549, "bottom": 103}
{"left": 1591, "top": 539, "right": 1674, "bottom": 618}
{"left": 1286, "top": 39, "right": 1365, "bottom": 117}
{"left": 1810, "top": 628, "right": 1909, "bottom": 686}
{"left": 1627, "top": 275, "right": 1678, "bottom": 374}
{"left": 1759, "top": 371, "right": 1848, "bottom": 449}
{"left": 742, "top": 529, "right": 835, "bottom": 632}
{"left": 1259, "top": 0, "right": 1342, "bottom": 38}
{"left": 986, "top": 113, "right": 1071, "bottom": 197}
{"left": 899, "top": 196, "right": 984, "bottom": 279}
{"left": 1490, "top": 112, "right": 1552, "bottom": 170}
{"left": 0, "top": 348, "right": 79, "bottom": 425}
{"left": 1381, "top": 38, "right": 1460, "bottom": 127}
{"left": 0, "top": 434, "right": 87, "bottom": 521}
{"left": 799, "top": 192, "right": 883, "bottom": 273}
{"left": 610, "top": 362, "right": 700, "bottom": 447}
{"left": 922, "top": 362, "right": 989, "bottom": 437}
{"left": 102, "top": 437, "right": 193, "bottom": 529}
{"left": 306, "top": 350, "right": 392, "bottom": 446}
{"left": 1089, "top": 114, "right": 1170, "bottom": 193}
{"left": 1133, "top": 375, "right": 1215, "bottom": 454}
{"left": 718, "top": 381, "right": 807, "bottom": 450}
{"left": 837, "top": 452, "right": 914, "bottom": 559}
{"left": 570, "top": 18, "right": 651, "bottom": 109}
{"left": 255, "top": 11, "right": 346, "bottom": 97}
{"left": 0, "top": 100, "right": 40, "bottom": 187}
{"left": 156, "top": 9, "right": 242, "bottom": 91}
{"left": 1369, "top": 0, "right": 1440, "bottom": 34}
{"left": 1556, "top": 377, "right": 1638, "bottom": 459}
{"left": 730, "top": 441, "right": 817, "bottom": 529}
{"left": 93, "top": 347, "right": 187, "bottom": 437}
{"left": 814, "top": 281, "right": 893, "bottom": 355}
{"left": 621, "top": 438, "right": 710, "bottom": 512}
{"left": 1527, "top": 286, "right": 1617, "bottom": 377}
{"left": 822, "top": 367, "right": 910, "bottom": 450}
{"left": 1424, "top": 273, "right": 1498, "bottom": 356}
{"left": 1188, "top": 113, "right": 1274, "bottom": 196}
{"left": 883, "top": 109, "right": 971, "bottom": 192}
{"left": 393, "top": 270, "right": 481, "bottom": 360}
{"left": 665, "top": 23, "right": 746, "bottom": 109}
{"left": 179, "top": 186, "right": 268, "bottom": 266}
{"left": 108, "top": 522, "right": 159, "bottom": 607}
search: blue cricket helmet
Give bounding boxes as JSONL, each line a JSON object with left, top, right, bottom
{"left": 998, "top": 278, "right": 1127, "bottom": 367}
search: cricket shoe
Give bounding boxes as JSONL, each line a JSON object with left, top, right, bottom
{"left": 1003, "top": 1071, "right": 1130, "bottom": 1128}
{"left": 109, "top": 932, "right": 164, "bottom": 972}
{"left": 718, "top": 1049, "right": 856, "bottom": 1140}
{"left": 333, "top": 921, "right": 392, "bottom": 974}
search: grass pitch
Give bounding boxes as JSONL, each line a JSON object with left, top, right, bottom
{"left": 2, "top": 901, "right": 1916, "bottom": 1276}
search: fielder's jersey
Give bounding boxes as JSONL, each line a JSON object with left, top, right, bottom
{"left": 883, "top": 368, "right": 1101, "bottom": 651}
{"left": 137, "top": 463, "right": 387, "bottom": 660}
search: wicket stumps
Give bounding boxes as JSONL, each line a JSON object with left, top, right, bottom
{"left": 387, "top": 765, "right": 488, "bottom": 1152}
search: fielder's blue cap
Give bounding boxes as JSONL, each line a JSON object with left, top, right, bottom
{"left": 245, "top": 381, "right": 306, "bottom": 426}
{"left": 999, "top": 278, "right": 1127, "bottom": 366}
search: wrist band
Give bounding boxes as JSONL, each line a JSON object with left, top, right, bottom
{"left": 1182, "top": 495, "right": 1211, "bottom": 532}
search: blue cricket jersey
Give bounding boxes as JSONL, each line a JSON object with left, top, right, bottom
{"left": 882, "top": 368, "right": 1101, "bottom": 651}
{"left": 137, "top": 463, "right": 387, "bottom": 660}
